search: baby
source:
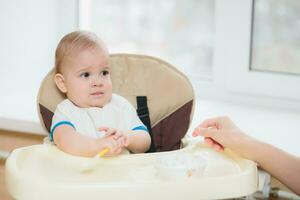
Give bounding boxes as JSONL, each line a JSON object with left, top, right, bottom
{"left": 50, "top": 30, "right": 151, "bottom": 157}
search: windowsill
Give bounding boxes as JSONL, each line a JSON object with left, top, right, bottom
{"left": 0, "top": 117, "right": 46, "bottom": 136}
{"left": 0, "top": 90, "right": 47, "bottom": 136}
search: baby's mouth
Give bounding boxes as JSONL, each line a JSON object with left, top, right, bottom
{"left": 91, "top": 92, "right": 104, "bottom": 96}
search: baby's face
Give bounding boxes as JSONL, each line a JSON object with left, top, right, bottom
{"left": 60, "top": 47, "right": 112, "bottom": 108}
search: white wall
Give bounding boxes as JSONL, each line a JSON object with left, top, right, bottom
{"left": 0, "top": 0, "right": 77, "bottom": 122}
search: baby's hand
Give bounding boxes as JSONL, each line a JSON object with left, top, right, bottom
{"left": 99, "top": 127, "right": 128, "bottom": 147}
{"left": 97, "top": 135, "right": 124, "bottom": 156}
{"left": 99, "top": 127, "right": 122, "bottom": 139}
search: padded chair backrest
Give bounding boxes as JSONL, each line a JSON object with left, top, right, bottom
{"left": 37, "top": 54, "right": 194, "bottom": 152}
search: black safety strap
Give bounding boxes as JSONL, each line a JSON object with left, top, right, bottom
{"left": 136, "top": 96, "right": 156, "bottom": 152}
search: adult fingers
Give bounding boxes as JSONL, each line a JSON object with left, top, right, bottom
{"left": 204, "top": 137, "right": 214, "bottom": 145}
{"left": 192, "top": 118, "right": 219, "bottom": 137}
{"left": 194, "top": 116, "right": 230, "bottom": 132}
{"left": 204, "top": 137, "right": 224, "bottom": 151}
{"left": 192, "top": 127, "right": 218, "bottom": 139}
{"left": 199, "top": 117, "right": 220, "bottom": 129}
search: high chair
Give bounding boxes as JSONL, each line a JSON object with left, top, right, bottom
{"left": 37, "top": 53, "right": 195, "bottom": 152}
{"left": 5, "top": 54, "right": 257, "bottom": 200}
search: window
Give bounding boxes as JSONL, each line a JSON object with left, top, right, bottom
{"left": 251, "top": 0, "right": 300, "bottom": 75}
{"left": 79, "top": 0, "right": 215, "bottom": 95}
{"left": 217, "top": 0, "right": 300, "bottom": 105}
{"left": 80, "top": 0, "right": 300, "bottom": 109}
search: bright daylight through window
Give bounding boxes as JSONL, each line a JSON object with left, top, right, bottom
{"left": 251, "top": 0, "right": 300, "bottom": 75}
{"left": 86, "top": 0, "right": 215, "bottom": 88}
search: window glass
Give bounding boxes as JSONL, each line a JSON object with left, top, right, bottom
{"left": 251, "top": 0, "right": 300, "bottom": 75}
{"left": 89, "top": 0, "right": 215, "bottom": 82}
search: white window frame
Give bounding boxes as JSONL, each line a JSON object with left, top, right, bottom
{"left": 78, "top": 0, "right": 300, "bottom": 110}
{"left": 216, "top": 0, "right": 300, "bottom": 99}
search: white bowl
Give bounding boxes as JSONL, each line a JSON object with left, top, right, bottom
{"left": 155, "top": 153, "right": 206, "bottom": 180}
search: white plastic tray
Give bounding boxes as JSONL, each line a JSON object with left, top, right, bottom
{"left": 5, "top": 141, "right": 257, "bottom": 200}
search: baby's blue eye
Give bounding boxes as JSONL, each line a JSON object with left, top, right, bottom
{"left": 80, "top": 72, "right": 90, "bottom": 78}
{"left": 101, "top": 70, "right": 109, "bottom": 76}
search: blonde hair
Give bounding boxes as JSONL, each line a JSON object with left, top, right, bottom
{"left": 55, "top": 30, "right": 108, "bottom": 73}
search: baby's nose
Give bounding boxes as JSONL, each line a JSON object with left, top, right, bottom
{"left": 92, "top": 76, "right": 103, "bottom": 86}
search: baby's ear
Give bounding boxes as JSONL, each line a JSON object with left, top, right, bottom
{"left": 54, "top": 73, "right": 67, "bottom": 93}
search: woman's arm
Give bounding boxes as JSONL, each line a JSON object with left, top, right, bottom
{"left": 252, "top": 140, "right": 300, "bottom": 195}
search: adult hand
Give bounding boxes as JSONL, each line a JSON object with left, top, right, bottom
{"left": 192, "top": 116, "right": 255, "bottom": 159}
{"left": 193, "top": 116, "right": 300, "bottom": 195}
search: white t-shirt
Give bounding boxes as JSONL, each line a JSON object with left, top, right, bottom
{"left": 50, "top": 94, "right": 147, "bottom": 141}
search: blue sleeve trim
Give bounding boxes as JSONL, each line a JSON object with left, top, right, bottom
{"left": 131, "top": 125, "right": 148, "bottom": 132}
{"left": 50, "top": 121, "right": 75, "bottom": 141}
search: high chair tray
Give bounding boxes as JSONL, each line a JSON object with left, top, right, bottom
{"left": 5, "top": 141, "right": 257, "bottom": 200}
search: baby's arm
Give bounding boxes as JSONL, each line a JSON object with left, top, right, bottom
{"left": 53, "top": 125, "right": 102, "bottom": 157}
{"left": 113, "top": 95, "right": 151, "bottom": 153}
{"left": 53, "top": 125, "right": 124, "bottom": 157}
{"left": 124, "top": 130, "right": 151, "bottom": 153}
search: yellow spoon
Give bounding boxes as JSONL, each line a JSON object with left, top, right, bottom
{"left": 81, "top": 147, "right": 109, "bottom": 173}
{"left": 97, "top": 147, "right": 109, "bottom": 157}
